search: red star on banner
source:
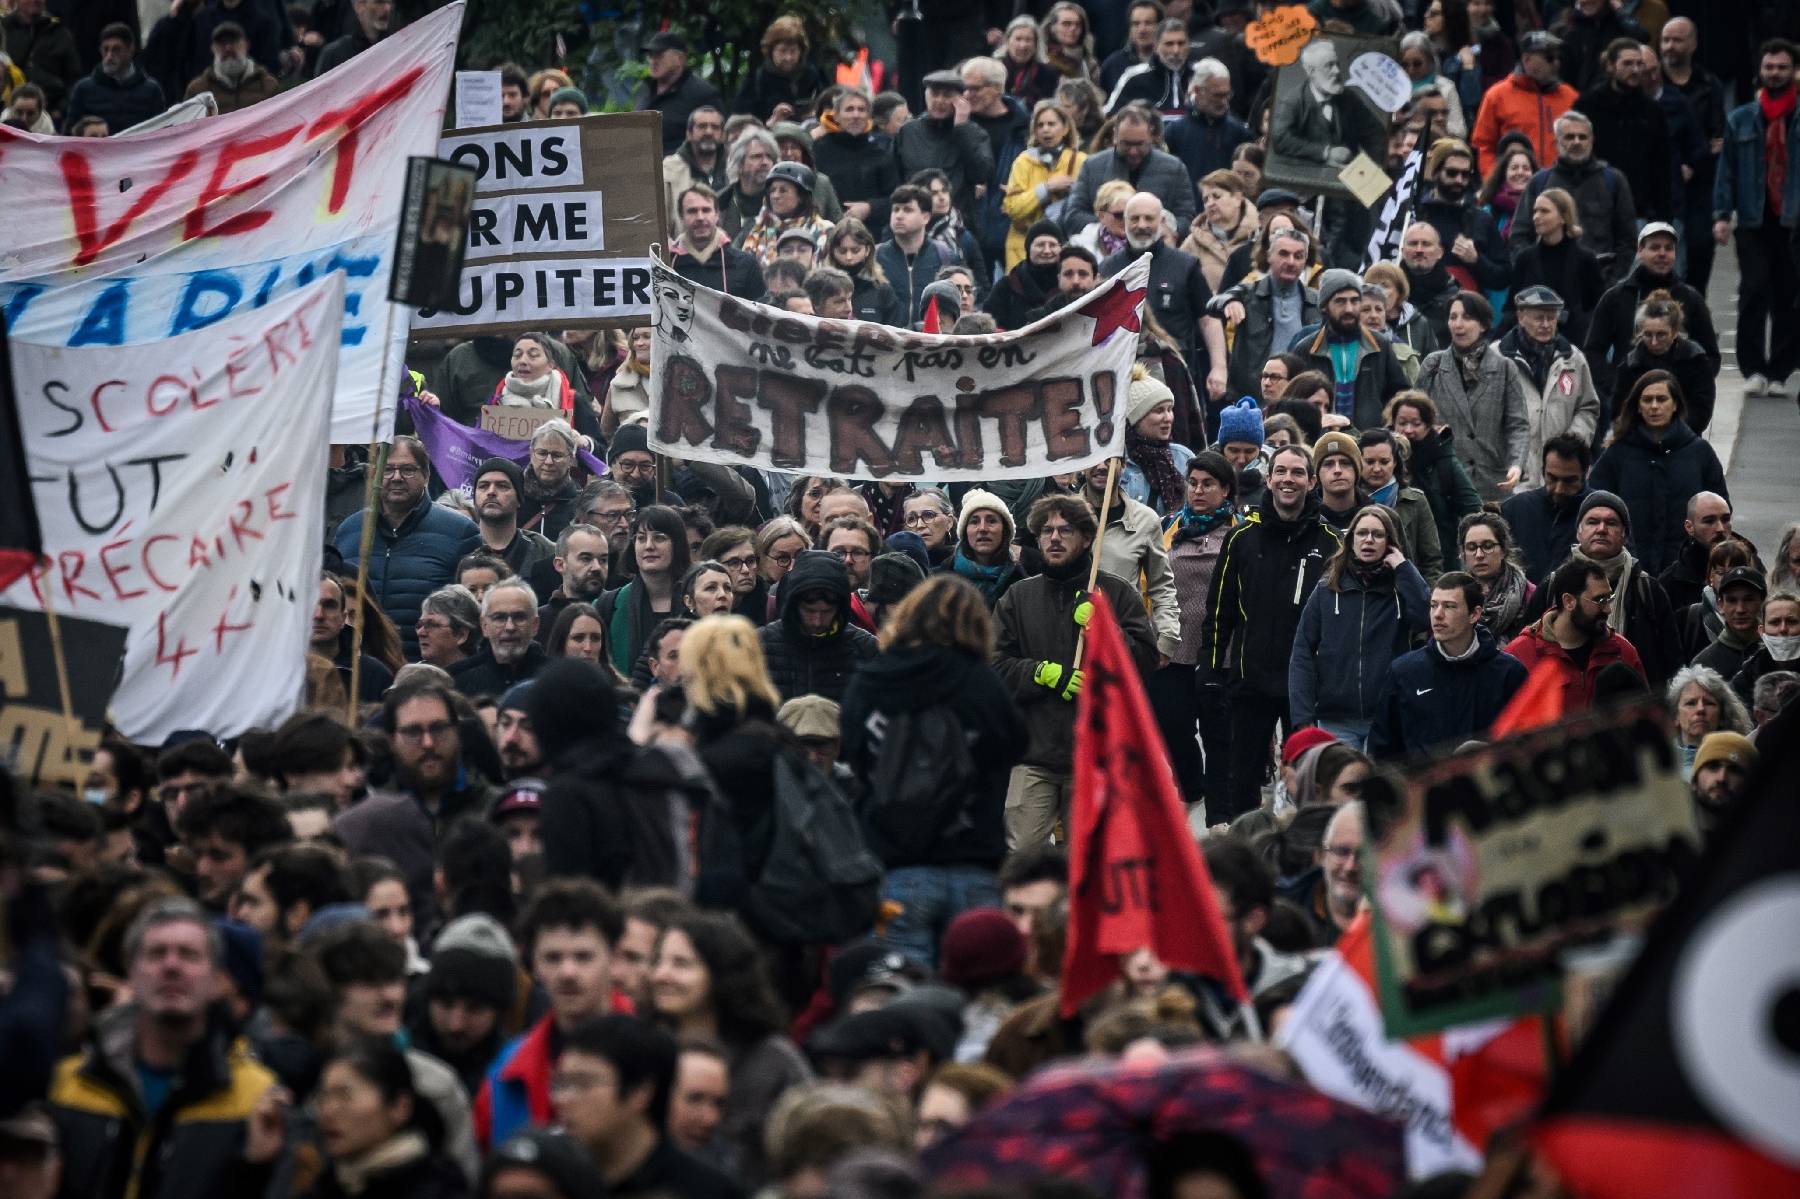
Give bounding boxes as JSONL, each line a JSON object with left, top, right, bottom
{"left": 1086, "top": 280, "right": 1147, "bottom": 346}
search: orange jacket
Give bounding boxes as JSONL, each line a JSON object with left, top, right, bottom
{"left": 1471, "top": 72, "right": 1579, "bottom": 175}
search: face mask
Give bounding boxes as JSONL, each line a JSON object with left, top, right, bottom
{"left": 1763, "top": 632, "right": 1800, "bottom": 662}
{"left": 83, "top": 786, "right": 112, "bottom": 806}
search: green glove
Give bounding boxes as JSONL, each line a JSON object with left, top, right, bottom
{"left": 1033, "top": 660, "right": 1068, "bottom": 693}
{"left": 1072, "top": 592, "right": 1093, "bottom": 628}
{"left": 1060, "top": 668, "right": 1084, "bottom": 701}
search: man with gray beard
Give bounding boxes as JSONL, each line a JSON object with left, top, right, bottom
{"left": 183, "top": 22, "right": 278, "bottom": 114}
{"left": 1100, "top": 190, "right": 1229, "bottom": 404}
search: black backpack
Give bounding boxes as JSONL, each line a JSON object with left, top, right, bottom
{"left": 862, "top": 705, "right": 980, "bottom": 864}
{"left": 701, "top": 747, "right": 883, "bottom": 946}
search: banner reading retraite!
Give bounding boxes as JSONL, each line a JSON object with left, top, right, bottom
{"left": 3, "top": 276, "right": 343, "bottom": 743}
{"left": 410, "top": 113, "right": 665, "bottom": 337}
{"left": 647, "top": 254, "right": 1150, "bottom": 481}
{"left": 0, "top": 4, "right": 463, "bottom": 443}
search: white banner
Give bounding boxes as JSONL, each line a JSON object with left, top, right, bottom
{"left": 646, "top": 254, "right": 1150, "bottom": 481}
{"left": 0, "top": 5, "right": 463, "bottom": 443}
{"left": 4, "top": 276, "right": 343, "bottom": 743}
{"left": 1278, "top": 942, "right": 1482, "bottom": 1178}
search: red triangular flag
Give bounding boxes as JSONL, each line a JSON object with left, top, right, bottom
{"left": 1488, "top": 659, "right": 1565, "bottom": 739}
{"left": 1060, "top": 591, "right": 1246, "bottom": 1016}
{"left": 921, "top": 294, "right": 941, "bottom": 334}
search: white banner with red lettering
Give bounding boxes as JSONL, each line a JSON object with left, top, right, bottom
{"left": 4, "top": 276, "right": 343, "bottom": 743}
{"left": 0, "top": 4, "right": 462, "bottom": 443}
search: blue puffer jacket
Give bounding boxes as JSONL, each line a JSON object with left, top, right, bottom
{"left": 1714, "top": 98, "right": 1800, "bottom": 228}
{"left": 1287, "top": 561, "right": 1430, "bottom": 732}
{"left": 1368, "top": 627, "right": 1528, "bottom": 760}
{"left": 332, "top": 495, "right": 481, "bottom": 657}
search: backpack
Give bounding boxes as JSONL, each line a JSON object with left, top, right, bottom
{"left": 862, "top": 706, "right": 980, "bottom": 864}
{"left": 700, "top": 747, "right": 883, "bottom": 945}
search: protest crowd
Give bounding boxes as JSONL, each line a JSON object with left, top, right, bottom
{"left": 4, "top": 0, "right": 1800, "bottom": 1198}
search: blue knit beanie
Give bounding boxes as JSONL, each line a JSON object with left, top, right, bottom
{"left": 1217, "top": 397, "right": 1264, "bottom": 447}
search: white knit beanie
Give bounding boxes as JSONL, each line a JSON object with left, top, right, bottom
{"left": 1125, "top": 363, "right": 1175, "bottom": 426}
{"left": 957, "top": 488, "right": 1016, "bottom": 544}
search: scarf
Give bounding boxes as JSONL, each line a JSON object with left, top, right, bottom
{"left": 1368, "top": 479, "right": 1399, "bottom": 507}
{"left": 332, "top": 1130, "right": 430, "bottom": 1196}
{"left": 1481, "top": 563, "right": 1529, "bottom": 636}
{"left": 501, "top": 369, "right": 558, "bottom": 408}
{"left": 1126, "top": 425, "right": 1185, "bottom": 512}
{"left": 1344, "top": 557, "right": 1395, "bottom": 589}
{"left": 1762, "top": 86, "right": 1796, "bottom": 219}
{"left": 1170, "top": 502, "right": 1233, "bottom": 545}
{"left": 952, "top": 546, "right": 1016, "bottom": 602}
{"left": 1455, "top": 338, "right": 1487, "bottom": 389}
{"left": 1574, "top": 545, "right": 1635, "bottom": 639}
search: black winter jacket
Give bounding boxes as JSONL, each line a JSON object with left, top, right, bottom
{"left": 1587, "top": 421, "right": 1728, "bottom": 576}
{"left": 756, "top": 551, "right": 879, "bottom": 702}
{"left": 1611, "top": 338, "right": 1718, "bottom": 435}
{"left": 62, "top": 62, "right": 164, "bottom": 132}
{"left": 812, "top": 131, "right": 902, "bottom": 231}
{"left": 732, "top": 62, "right": 826, "bottom": 122}
{"left": 839, "top": 645, "right": 1028, "bottom": 869}
{"left": 1200, "top": 493, "right": 1341, "bottom": 701}
{"left": 1498, "top": 484, "right": 1589, "bottom": 581}
{"left": 1368, "top": 628, "right": 1529, "bottom": 759}
{"left": 1582, "top": 261, "right": 1721, "bottom": 403}
{"left": 672, "top": 242, "right": 767, "bottom": 301}
{"left": 449, "top": 642, "right": 548, "bottom": 696}
{"left": 894, "top": 114, "right": 994, "bottom": 218}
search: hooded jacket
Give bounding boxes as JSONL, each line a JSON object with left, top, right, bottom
{"left": 1288, "top": 560, "right": 1431, "bottom": 731}
{"left": 839, "top": 644, "right": 1029, "bottom": 869}
{"left": 1368, "top": 627, "right": 1529, "bottom": 758}
{"left": 1417, "top": 340, "right": 1533, "bottom": 500}
{"left": 332, "top": 493, "right": 482, "bottom": 658}
{"left": 1611, "top": 338, "right": 1718, "bottom": 436}
{"left": 1583, "top": 260, "right": 1722, "bottom": 402}
{"left": 1471, "top": 70, "right": 1579, "bottom": 174}
{"left": 1587, "top": 421, "right": 1728, "bottom": 576}
{"left": 49, "top": 1006, "right": 279, "bottom": 1199}
{"left": 755, "top": 551, "right": 880, "bottom": 702}
{"left": 992, "top": 556, "right": 1157, "bottom": 771}
{"left": 1200, "top": 492, "right": 1341, "bottom": 700}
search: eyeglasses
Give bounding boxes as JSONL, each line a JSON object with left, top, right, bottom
{"left": 1323, "top": 844, "right": 1359, "bottom": 860}
{"left": 830, "top": 547, "right": 873, "bottom": 561}
{"left": 903, "top": 510, "right": 949, "bottom": 526}
{"left": 589, "top": 506, "right": 633, "bottom": 525}
{"left": 484, "top": 610, "right": 534, "bottom": 625}
{"left": 1352, "top": 529, "right": 1386, "bottom": 540}
{"left": 157, "top": 781, "right": 211, "bottom": 805}
{"left": 1105, "top": 208, "right": 1126, "bottom": 218}
{"left": 767, "top": 552, "right": 797, "bottom": 567}
{"left": 531, "top": 448, "right": 570, "bottom": 463}
{"left": 382, "top": 464, "right": 422, "bottom": 478}
{"left": 417, "top": 617, "right": 453, "bottom": 632}
{"left": 394, "top": 721, "right": 456, "bottom": 744}
{"left": 1463, "top": 541, "right": 1501, "bottom": 555}
{"left": 720, "top": 554, "right": 759, "bottom": 570}
{"left": 1438, "top": 166, "right": 1471, "bottom": 179}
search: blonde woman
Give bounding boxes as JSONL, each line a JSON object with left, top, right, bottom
{"left": 1001, "top": 100, "right": 1088, "bottom": 269}
{"left": 1071, "top": 177, "right": 1134, "bottom": 260}
{"left": 1181, "top": 169, "right": 1259, "bottom": 291}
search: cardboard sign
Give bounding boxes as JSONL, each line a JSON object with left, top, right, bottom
{"left": 1363, "top": 702, "right": 1701, "bottom": 1037}
{"left": 1339, "top": 151, "right": 1395, "bottom": 207}
{"left": 478, "top": 405, "right": 560, "bottom": 442}
{"left": 647, "top": 255, "right": 1149, "bottom": 482}
{"left": 1247, "top": 6, "right": 1319, "bottom": 66}
{"left": 412, "top": 113, "right": 666, "bottom": 337}
{"left": 0, "top": 605, "right": 128, "bottom": 787}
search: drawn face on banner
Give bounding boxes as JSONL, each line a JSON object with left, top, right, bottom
{"left": 653, "top": 273, "right": 697, "bottom": 343}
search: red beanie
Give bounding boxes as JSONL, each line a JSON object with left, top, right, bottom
{"left": 1282, "top": 726, "right": 1339, "bottom": 766}
{"left": 938, "top": 908, "right": 1026, "bottom": 990}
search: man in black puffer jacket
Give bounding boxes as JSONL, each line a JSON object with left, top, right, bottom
{"left": 757, "top": 551, "right": 879, "bottom": 702}
{"left": 812, "top": 87, "right": 902, "bottom": 232}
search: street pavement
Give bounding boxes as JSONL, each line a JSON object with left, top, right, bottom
{"left": 1705, "top": 240, "right": 1794, "bottom": 554}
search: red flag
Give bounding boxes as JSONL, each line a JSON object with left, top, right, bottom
{"left": 1488, "top": 659, "right": 1565, "bottom": 739}
{"left": 921, "top": 294, "right": 941, "bottom": 334}
{"left": 1060, "top": 592, "right": 1245, "bottom": 1016}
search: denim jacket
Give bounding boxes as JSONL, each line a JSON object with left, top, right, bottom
{"left": 1713, "top": 99, "right": 1800, "bottom": 229}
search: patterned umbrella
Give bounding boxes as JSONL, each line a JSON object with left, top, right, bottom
{"left": 922, "top": 1047, "right": 1405, "bottom": 1199}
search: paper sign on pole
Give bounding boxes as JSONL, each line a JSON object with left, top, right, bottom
{"left": 455, "top": 70, "right": 502, "bottom": 128}
{"left": 1363, "top": 701, "right": 1701, "bottom": 1037}
{"left": 410, "top": 113, "right": 666, "bottom": 337}
{"left": 3, "top": 276, "right": 344, "bottom": 744}
{"left": 0, "top": 4, "right": 464, "bottom": 443}
{"left": 646, "top": 254, "right": 1149, "bottom": 482}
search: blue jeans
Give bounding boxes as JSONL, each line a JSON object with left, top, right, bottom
{"left": 880, "top": 865, "right": 1001, "bottom": 969}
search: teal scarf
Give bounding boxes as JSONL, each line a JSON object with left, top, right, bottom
{"left": 952, "top": 547, "right": 1016, "bottom": 602}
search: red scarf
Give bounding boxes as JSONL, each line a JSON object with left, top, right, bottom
{"left": 1761, "top": 86, "right": 1796, "bottom": 219}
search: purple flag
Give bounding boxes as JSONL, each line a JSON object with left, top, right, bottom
{"left": 402, "top": 394, "right": 606, "bottom": 493}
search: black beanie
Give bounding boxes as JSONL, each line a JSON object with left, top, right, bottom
{"left": 522, "top": 658, "right": 618, "bottom": 762}
{"left": 424, "top": 947, "right": 517, "bottom": 1011}
{"left": 475, "top": 456, "right": 525, "bottom": 495}
{"left": 609, "top": 423, "right": 649, "bottom": 458}
{"left": 1025, "top": 218, "right": 1064, "bottom": 248}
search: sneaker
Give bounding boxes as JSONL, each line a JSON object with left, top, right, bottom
{"left": 1745, "top": 373, "right": 1770, "bottom": 395}
{"left": 1772, "top": 376, "right": 1793, "bottom": 397}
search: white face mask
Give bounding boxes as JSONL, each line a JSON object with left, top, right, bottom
{"left": 1762, "top": 632, "right": 1800, "bottom": 662}
{"left": 83, "top": 787, "right": 112, "bottom": 806}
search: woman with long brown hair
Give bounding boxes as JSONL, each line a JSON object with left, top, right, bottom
{"left": 1588, "top": 370, "right": 1727, "bottom": 575}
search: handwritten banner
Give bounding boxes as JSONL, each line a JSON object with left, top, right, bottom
{"left": 646, "top": 254, "right": 1149, "bottom": 481}
{"left": 1246, "top": 5, "right": 1319, "bottom": 66}
{"left": 0, "top": 4, "right": 463, "bottom": 443}
{"left": 410, "top": 113, "right": 666, "bottom": 338}
{"left": 4, "top": 277, "right": 343, "bottom": 743}
{"left": 1363, "top": 702, "right": 1701, "bottom": 1036}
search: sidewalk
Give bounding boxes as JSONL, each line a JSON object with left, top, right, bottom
{"left": 1703, "top": 240, "right": 1795, "bottom": 554}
